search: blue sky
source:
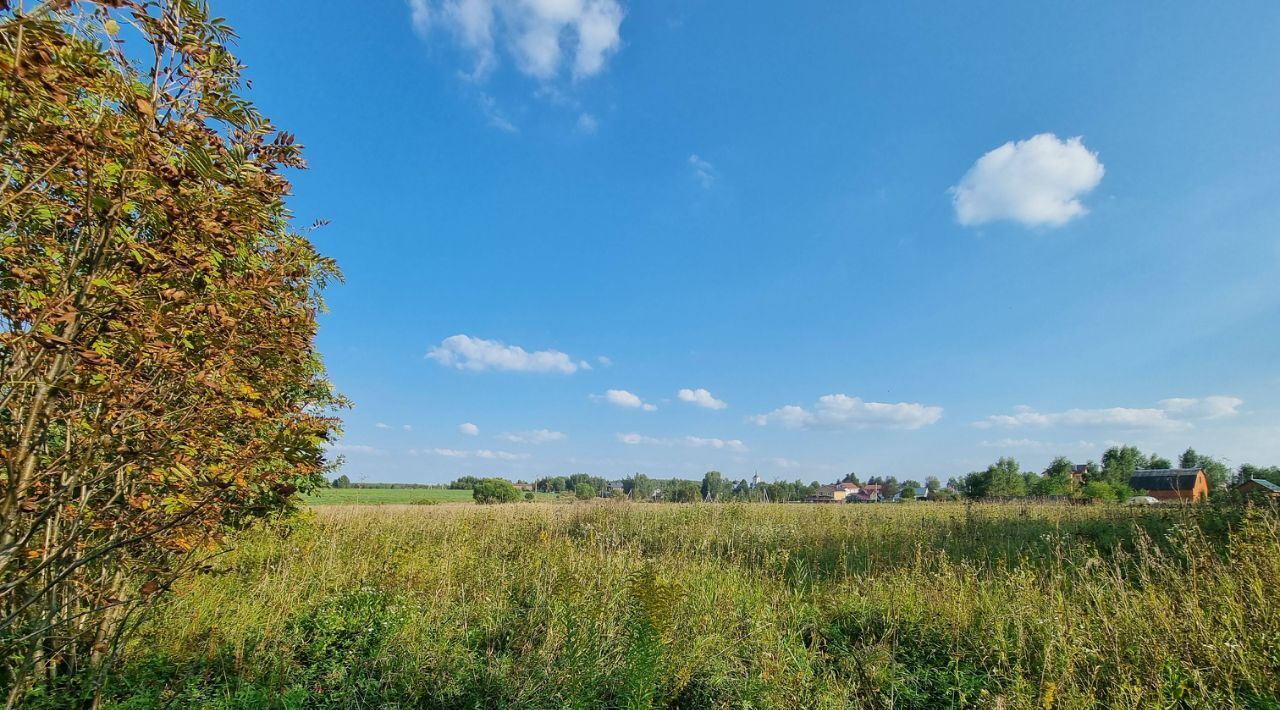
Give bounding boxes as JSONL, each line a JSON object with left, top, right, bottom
{"left": 220, "top": 0, "right": 1280, "bottom": 484}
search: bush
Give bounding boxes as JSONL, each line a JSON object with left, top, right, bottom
{"left": 472, "top": 479, "right": 521, "bottom": 504}
{"left": 576, "top": 484, "right": 597, "bottom": 500}
{"left": 0, "top": 4, "right": 340, "bottom": 700}
{"left": 524, "top": 492, "right": 535, "bottom": 502}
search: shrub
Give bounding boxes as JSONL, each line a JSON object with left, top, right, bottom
{"left": 0, "top": 2, "right": 340, "bottom": 701}
{"left": 576, "top": 484, "right": 597, "bottom": 500}
{"left": 472, "top": 479, "right": 520, "bottom": 505}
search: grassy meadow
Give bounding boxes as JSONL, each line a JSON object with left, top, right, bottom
{"left": 42, "top": 501, "right": 1280, "bottom": 709}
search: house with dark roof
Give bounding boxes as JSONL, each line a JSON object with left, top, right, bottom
{"left": 1070, "top": 465, "right": 1090, "bottom": 485}
{"left": 1235, "top": 478, "right": 1280, "bottom": 499}
{"left": 1129, "top": 468, "right": 1208, "bottom": 503}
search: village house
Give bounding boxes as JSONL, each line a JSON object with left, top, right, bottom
{"left": 804, "top": 482, "right": 861, "bottom": 503}
{"left": 1234, "top": 478, "right": 1280, "bottom": 499}
{"left": 1070, "top": 465, "right": 1089, "bottom": 485}
{"left": 804, "top": 484, "right": 846, "bottom": 503}
{"left": 1129, "top": 468, "right": 1209, "bottom": 503}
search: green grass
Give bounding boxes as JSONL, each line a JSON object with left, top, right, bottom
{"left": 35, "top": 502, "right": 1280, "bottom": 708}
{"left": 304, "top": 488, "right": 558, "bottom": 505}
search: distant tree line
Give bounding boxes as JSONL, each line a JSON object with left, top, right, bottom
{"left": 330, "top": 475, "right": 446, "bottom": 490}
{"left": 955, "top": 445, "right": 1263, "bottom": 502}
{"left": 333, "top": 444, "right": 1280, "bottom": 506}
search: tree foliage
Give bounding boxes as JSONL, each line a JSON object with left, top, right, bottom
{"left": 472, "top": 478, "right": 520, "bottom": 505}
{"left": 0, "top": 2, "right": 341, "bottom": 699}
{"left": 960, "top": 458, "right": 1027, "bottom": 498}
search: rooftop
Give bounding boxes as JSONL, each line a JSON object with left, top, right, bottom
{"left": 1129, "top": 468, "right": 1205, "bottom": 491}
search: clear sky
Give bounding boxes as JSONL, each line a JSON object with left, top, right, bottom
{"left": 218, "top": 0, "right": 1280, "bottom": 484}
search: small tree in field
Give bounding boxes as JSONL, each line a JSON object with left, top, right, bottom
{"left": 472, "top": 479, "right": 520, "bottom": 504}
{"left": 575, "top": 483, "right": 596, "bottom": 500}
{"left": 1, "top": 2, "right": 341, "bottom": 701}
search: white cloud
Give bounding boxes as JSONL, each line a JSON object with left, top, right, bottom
{"left": 596, "top": 355, "right": 613, "bottom": 367}
{"left": 688, "top": 154, "right": 716, "bottom": 188}
{"left": 976, "top": 405, "right": 1181, "bottom": 431}
{"left": 770, "top": 457, "right": 800, "bottom": 469}
{"left": 975, "top": 396, "right": 1243, "bottom": 431}
{"left": 499, "top": 429, "right": 566, "bottom": 444}
{"left": 1156, "top": 396, "right": 1243, "bottom": 420}
{"left": 403, "top": 424, "right": 413, "bottom": 431}
{"left": 616, "top": 433, "right": 747, "bottom": 452}
{"left": 951, "top": 133, "right": 1104, "bottom": 228}
{"left": 684, "top": 436, "right": 747, "bottom": 452}
{"left": 617, "top": 432, "right": 662, "bottom": 445}
{"left": 375, "top": 422, "right": 391, "bottom": 429}
{"left": 427, "top": 334, "right": 589, "bottom": 373}
{"left": 751, "top": 394, "right": 943, "bottom": 431}
{"left": 426, "top": 447, "right": 529, "bottom": 460}
{"left": 459, "top": 422, "right": 480, "bottom": 436}
{"left": 594, "top": 389, "right": 657, "bottom": 411}
{"left": 326, "top": 443, "right": 387, "bottom": 456}
{"left": 678, "top": 387, "right": 728, "bottom": 410}
{"left": 409, "top": 0, "right": 432, "bottom": 35}
{"left": 412, "top": 0, "right": 625, "bottom": 81}
{"left": 577, "top": 112, "right": 598, "bottom": 134}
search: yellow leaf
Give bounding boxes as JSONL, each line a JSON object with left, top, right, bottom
{"left": 104, "top": 19, "right": 120, "bottom": 35}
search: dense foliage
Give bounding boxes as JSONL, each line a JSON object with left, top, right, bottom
{"left": 0, "top": 1, "right": 339, "bottom": 702}
{"left": 32, "top": 502, "right": 1280, "bottom": 708}
{"left": 471, "top": 478, "right": 519, "bottom": 505}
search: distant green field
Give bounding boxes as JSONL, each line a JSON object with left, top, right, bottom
{"left": 305, "top": 488, "right": 556, "bottom": 505}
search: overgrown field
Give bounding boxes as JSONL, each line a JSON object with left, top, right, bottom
{"left": 37, "top": 503, "right": 1280, "bottom": 708}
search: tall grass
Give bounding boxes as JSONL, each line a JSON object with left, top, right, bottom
{"left": 32, "top": 502, "right": 1280, "bottom": 708}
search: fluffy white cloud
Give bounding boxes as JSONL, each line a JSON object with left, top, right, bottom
{"left": 951, "top": 133, "right": 1104, "bottom": 228}
{"left": 499, "top": 429, "right": 566, "bottom": 444}
{"left": 976, "top": 396, "right": 1243, "bottom": 431}
{"left": 688, "top": 154, "right": 716, "bottom": 188}
{"left": 427, "top": 334, "right": 588, "bottom": 373}
{"left": 751, "top": 394, "right": 943, "bottom": 431}
{"left": 458, "top": 422, "right": 480, "bottom": 436}
{"left": 678, "top": 387, "right": 727, "bottom": 410}
{"left": 577, "top": 112, "right": 598, "bottom": 134}
{"left": 375, "top": 422, "right": 391, "bottom": 429}
{"left": 594, "top": 389, "right": 657, "bottom": 411}
{"left": 411, "top": 0, "right": 625, "bottom": 81}
{"left": 425, "top": 447, "right": 529, "bottom": 460}
{"left": 616, "top": 433, "right": 747, "bottom": 452}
